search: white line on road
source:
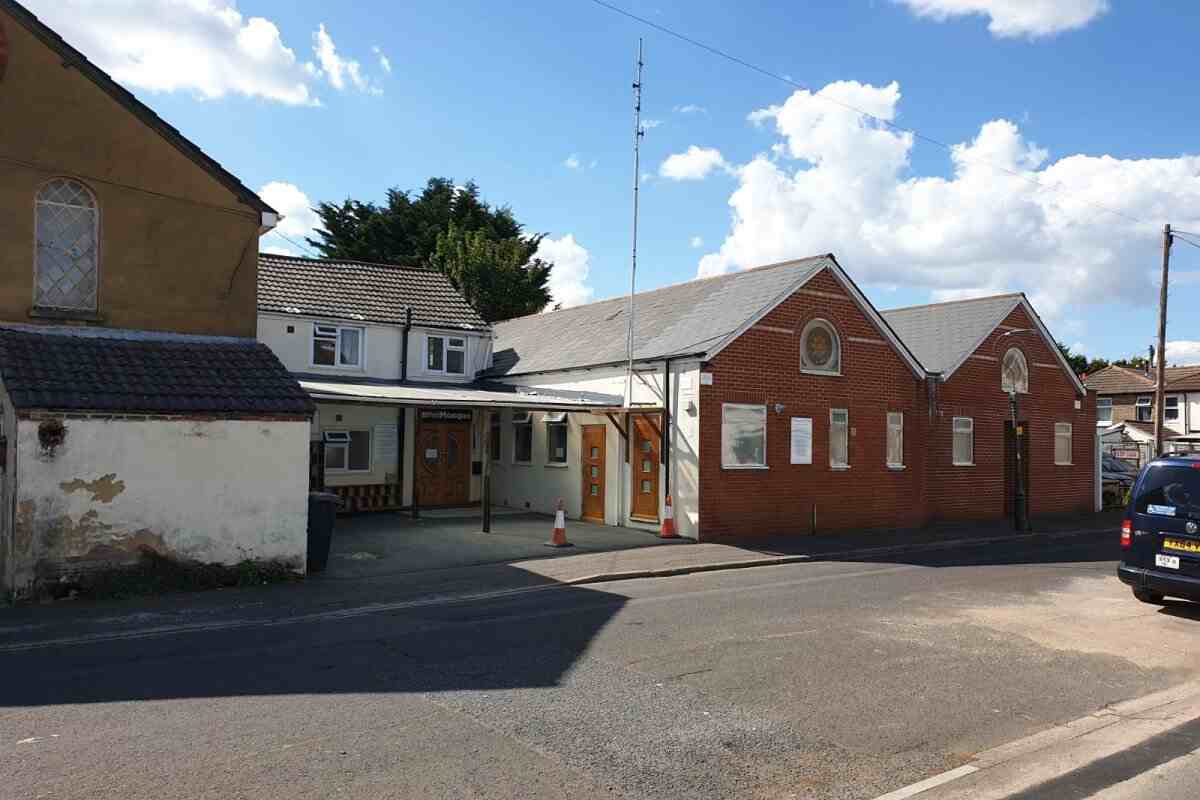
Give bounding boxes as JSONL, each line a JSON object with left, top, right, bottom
{"left": 872, "top": 765, "right": 980, "bottom": 800}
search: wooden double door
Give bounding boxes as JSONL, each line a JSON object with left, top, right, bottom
{"left": 416, "top": 419, "right": 471, "bottom": 507}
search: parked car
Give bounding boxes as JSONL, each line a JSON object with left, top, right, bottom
{"left": 1101, "top": 454, "right": 1139, "bottom": 508}
{"left": 1117, "top": 454, "right": 1200, "bottom": 605}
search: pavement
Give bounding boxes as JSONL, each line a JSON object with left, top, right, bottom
{"left": 5, "top": 532, "right": 1200, "bottom": 799}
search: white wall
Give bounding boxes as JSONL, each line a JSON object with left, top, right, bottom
{"left": 406, "top": 326, "right": 493, "bottom": 383}
{"left": 10, "top": 416, "right": 310, "bottom": 596}
{"left": 0, "top": 384, "right": 15, "bottom": 598}
{"left": 258, "top": 313, "right": 404, "bottom": 380}
{"left": 489, "top": 360, "right": 703, "bottom": 537}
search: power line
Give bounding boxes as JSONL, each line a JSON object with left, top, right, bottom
{"left": 272, "top": 231, "right": 320, "bottom": 258}
{"left": 586, "top": 0, "right": 1149, "bottom": 227}
{"left": 1172, "top": 233, "right": 1200, "bottom": 251}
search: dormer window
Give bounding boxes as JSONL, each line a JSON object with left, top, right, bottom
{"left": 1001, "top": 348, "right": 1029, "bottom": 394}
{"left": 427, "top": 335, "right": 467, "bottom": 375}
{"left": 312, "top": 324, "right": 363, "bottom": 368}
{"left": 800, "top": 319, "right": 840, "bottom": 375}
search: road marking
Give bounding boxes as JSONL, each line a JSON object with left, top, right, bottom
{"left": 872, "top": 765, "right": 979, "bottom": 800}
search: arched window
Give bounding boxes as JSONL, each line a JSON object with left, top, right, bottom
{"left": 35, "top": 178, "right": 99, "bottom": 311}
{"left": 800, "top": 318, "right": 841, "bottom": 375}
{"left": 1001, "top": 347, "right": 1029, "bottom": 394}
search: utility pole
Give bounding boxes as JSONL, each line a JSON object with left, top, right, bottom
{"left": 1154, "top": 223, "right": 1172, "bottom": 457}
{"left": 625, "top": 38, "right": 644, "bottom": 408}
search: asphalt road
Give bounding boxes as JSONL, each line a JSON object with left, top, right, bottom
{"left": 5, "top": 535, "right": 1200, "bottom": 800}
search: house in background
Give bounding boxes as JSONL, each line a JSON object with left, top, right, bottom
{"left": 0, "top": 1, "right": 311, "bottom": 599}
{"left": 484, "top": 255, "right": 1096, "bottom": 538}
{"left": 256, "top": 253, "right": 618, "bottom": 514}
{"left": 1086, "top": 364, "right": 1200, "bottom": 462}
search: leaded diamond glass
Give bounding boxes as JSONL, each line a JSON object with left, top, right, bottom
{"left": 35, "top": 179, "right": 98, "bottom": 311}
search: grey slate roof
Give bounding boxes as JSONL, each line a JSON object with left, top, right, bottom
{"left": 0, "top": 325, "right": 313, "bottom": 415}
{"left": 1, "top": 0, "right": 273, "bottom": 214}
{"left": 881, "top": 294, "right": 1023, "bottom": 375}
{"left": 488, "top": 256, "right": 832, "bottom": 376}
{"left": 258, "top": 254, "right": 488, "bottom": 331}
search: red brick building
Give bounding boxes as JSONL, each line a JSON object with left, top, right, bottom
{"left": 487, "top": 254, "right": 1096, "bottom": 539}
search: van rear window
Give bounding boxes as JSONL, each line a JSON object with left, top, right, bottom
{"left": 1135, "top": 465, "right": 1200, "bottom": 518}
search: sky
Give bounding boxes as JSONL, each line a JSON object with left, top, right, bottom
{"left": 25, "top": 0, "right": 1200, "bottom": 365}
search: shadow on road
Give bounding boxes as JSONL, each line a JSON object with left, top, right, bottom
{"left": 0, "top": 565, "right": 628, "bottom": 708}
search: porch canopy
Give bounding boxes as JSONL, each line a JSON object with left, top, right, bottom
{"left": 298, "top": 376, "right": 623, "bottom": 411}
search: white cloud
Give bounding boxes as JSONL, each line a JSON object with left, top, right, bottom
{"left": 258, "top": 181, "right": 320, "bottom": 255}
{"left": 22, "top": 2, "right": 383, "bottom": 103}
{"left": 696, "top": 80, "right": 1200, "bottom": 324}
{"left": 312, "top": 23, "right": 368, "bottom": 92}
{"left": 642, "top": 119, "right": 664, "bottom": 129}
{"left": 1166, "top": 341, "right": 1200, "bottom": 366}
{"left": 690, "top": 236, "right": 704, "bottom": 249}
{"left": 659, "top": 146, "right": 732, "bottom": 181}
{"left": 372, "top": 45, "right": 392, "bottom": 74}
{"left": 673, "top": 104, "right": 707, "bottom": 114}
{"left": 564, "top": 154, "right": 582, "bottom": 170}
{"left": 536, "top": 234, "right": 595, "bottom": 309}
{"left": 894, "top": 0, "right": 1109, "bottom": 38}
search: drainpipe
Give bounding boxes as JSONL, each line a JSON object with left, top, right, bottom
{"left": 400, "top": 307, "right": 413, "bottom": 382}
{"left": 662, "top": 359, "right": 671, "bottom": 496}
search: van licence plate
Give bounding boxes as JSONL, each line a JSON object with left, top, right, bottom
{"left": 1163, "top": 538, "right": 1200, "bottom": 554}
{"left": 1156, "top": 554, "right": 1181, "bottom": 570}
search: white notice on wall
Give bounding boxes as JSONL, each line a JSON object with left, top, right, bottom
{"left": 790, "top": 417, "right": 813, "bottom": 465}
{"left": 374, "top": 424, "right": 399, "bottom": 462}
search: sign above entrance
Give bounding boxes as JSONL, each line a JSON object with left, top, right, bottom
{"left": 420, "top": 409, "right": 472, "bottom": 422}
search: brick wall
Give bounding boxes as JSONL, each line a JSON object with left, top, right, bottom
{"left": 928, "top": 306, "right": 1094, "bottom": 520}
{"left": 697, "top": 273, "right": 1095, "bottom": 538}
{"left": 698, "top": 268, "right": 929, "bottom": 537}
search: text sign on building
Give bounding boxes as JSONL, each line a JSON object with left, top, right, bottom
{"left": 374, "top": 424, "right": 399, "bottom": 462}
{"left": 420, "top": 409, "right": 472, "bottom": 422}
{"left": 790, "top": 417, "right": 813, "bottom": 464}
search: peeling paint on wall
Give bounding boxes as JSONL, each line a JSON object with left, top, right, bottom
{"left": 59, "top": 473, "right": 126, "bottom": 503}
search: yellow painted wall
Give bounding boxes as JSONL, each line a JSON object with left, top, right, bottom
{"left": 0, "top": 9, "right": 261, "bottom": 336}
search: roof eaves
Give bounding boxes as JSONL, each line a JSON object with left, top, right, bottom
{"left": 1, "top": 0, "right": 273, "bottom": 215}
{"left": 936, "top": 294, "right": 1024, "bottom": 382}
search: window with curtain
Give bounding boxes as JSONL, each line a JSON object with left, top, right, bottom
{"left": 886, "top": 412, "right": 904, "bottom": 468}
{"left": 1097, "top": 397, "right": 1113, "bottom": 423}
{"left": 721, "top": 404, "right": 767, "bottom": 468}
{"left": 952, "top": 417, "right": 974, "bottom": 466}
{"left": 830, "top": 408, "right": 849, "bottom": 468}
{"left": 1055, "top": 423, "right": 1073, "bottom": 465}
{"left": 35, "top": 178, "right": 99, "bottom": 311}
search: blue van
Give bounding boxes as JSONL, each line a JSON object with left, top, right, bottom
{"left": 1118, "top": 454, "right": 1200, "bottom": 605}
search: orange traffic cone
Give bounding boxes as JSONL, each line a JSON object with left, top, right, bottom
{"left": 545, "top": 499, "right": 573, "bottom": 548}
{"left": 659, "top": 494, "right": 680, "bottom": 539}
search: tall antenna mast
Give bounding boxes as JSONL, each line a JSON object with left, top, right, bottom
{"left": 626, "top": 38, "right": 644, "bottom": 407}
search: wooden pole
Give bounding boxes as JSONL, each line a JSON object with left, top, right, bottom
{"left": 1154, "top": 223, "right": 1172, "bottom": 457}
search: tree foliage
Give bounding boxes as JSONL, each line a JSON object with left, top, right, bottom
{"left": 430, "top": 222, "right": 552, "bottom": 322}
{"left": 307, "top": 178, "right": 550, "bottom": 321}
{"left": 1057, "top": 341, "right": 1110, "bottom": 377}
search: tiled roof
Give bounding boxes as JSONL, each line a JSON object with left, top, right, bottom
{"left": 1085, "top": 365, "right": 1200, "bottom": 394}
{"left": 258, "top": 254, "right": 488, "bottom": 331}
{"left": 488, "top": 256, "right": 833, "bottom": 376}
{"left": 881, "top": 294, "right": 1024, "bottom": 375}
{"left": 1, "top": 0, "right": 273, "bottom": 214}
{"left": 0, "top": 326, "right": 313, "bottom": 415}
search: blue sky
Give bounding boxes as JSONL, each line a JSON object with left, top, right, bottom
{"left": 30, "top": 0, "right": 1200, "bottom": 364}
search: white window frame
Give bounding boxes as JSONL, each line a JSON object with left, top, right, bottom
{"left": 311, "top": 323, "right": 364, "bottom": 369}
{"left": 721, "top": 403, "right": 768, "bottom": 469}
{"left": 1054, "top": 422, "right": 1073, "bottom": 466}
{"left": 886, "top": 411, "right": 904, "bottom": 469}
{"left": 545, "top": 412, "right": 568, "bottom": 466}
{"left": 34, "top": 177, "right": 100, "bottom": 312}
{"left": 323, "top": 429, "right": 371, "bottom": 473}
{"left": 1136, "top": 395, "right": 1152, "bottom": 422}
{"left": 829, "top": 408, "right": 849, "bottom": 469}
{"left": 800, "top": 318, "right": 842, "bottom": 376}
{"left": 426, "top": 333, "right": 468, "bottom": 376}
{"left": 512, "top": 410, "right": 533, "bottom": 465}
{"left": 1165, "top": 395, "right": 1180, "bottom": 421}
{"left": 952, "top": 417, "right": 974, "bottom": 466}
{"left": 1000, "top": 348, "right": 1029, "bottom": 395}
{"left": 1096, "top": 397, "right": 1113, "bottom": 424}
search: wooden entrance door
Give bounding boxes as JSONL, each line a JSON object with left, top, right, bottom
{"left": 1004, "top": 420, "right": 1031, "bottom": 518}
{"left": 631, "top": 414, "right": 661, "bottom": 521}
{"left": 417, "top": 420, "right": 471, "bottom": 506}
{"left": 581, "top": 425, "right": 606, "bottom": 522}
